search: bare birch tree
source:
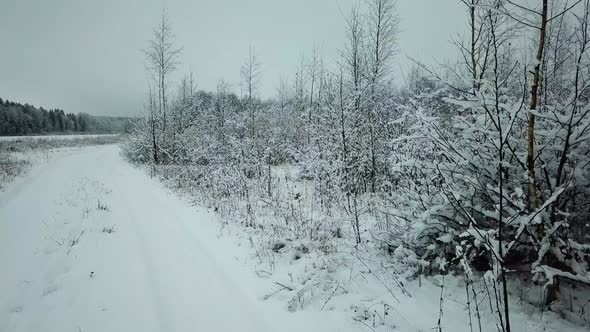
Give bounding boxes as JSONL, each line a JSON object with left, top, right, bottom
{"left": 365, "top": 0, "right": 399, "bottom": 192}
{"left": 240, "top": 44, "right": 262, "bottom": 139}
{"left": 143, "top": 8, "right": 182, "bottom": 163}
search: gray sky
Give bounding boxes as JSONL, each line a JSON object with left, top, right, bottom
{"left": 0, "top": 0, "right": 463, "bottom": 116}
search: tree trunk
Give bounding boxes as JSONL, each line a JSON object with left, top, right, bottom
{"left": 527, "top": 0, "right": 548, "bottom": 212}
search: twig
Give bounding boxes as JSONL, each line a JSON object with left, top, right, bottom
{"left": 437, "top": 275, "right": 445, "bottom": 332}
{"left": 354, "top": 317, "right": 376, "bottom": 331}
{"left": 67, "top": 230, "right": 85, "bottom": 255}
{"left": 321, "top": 281, "right": 340, "bottom": 310}
{"left": 274, "top": 281, "right": 294, "bottom": 291}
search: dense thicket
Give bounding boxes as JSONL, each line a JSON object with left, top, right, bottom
{"left": 125, "top": 1, "right": 590, "bottom": 329}
{"left": 0, "top": 98, "right": 131, "bottom": 135}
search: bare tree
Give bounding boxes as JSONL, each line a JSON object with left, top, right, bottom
{"left": 147, "top": 81, "right": 158, "bottom": 164}
{"left": 366, "top": 0, "right": 398, "bottom": 87}
{"left": 527, "top": 0, "right": 549, "bottom": 211}
{"left": 365, "top": 0, "right": 399, "bottom": 192}
{"left": 344, "top": 5, "right": 365, "bottom": 116}
{"left": 215, "top": 80, "right": 232, "bottom": 144}
{"left": 343, "top": 6, "right": 366, "bottom": 243}
{"left": 143, "top": 8, "right": 182, "bottom": 162}
{"left": 240, "top": 44, "right": 262, "bottom": 139}
{"left": 276, "top": 75, "right": 289, "bottom": 115}
{"left": 454, "top": 0, "right": 490, "bottom": 92}
{"left": 496, "top": 0, "right": 581, "bottom": 211}
{"left": 307, "top": 44, "right": 322, "bottom": 143}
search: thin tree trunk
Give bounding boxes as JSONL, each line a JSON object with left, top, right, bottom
{"left": 527, "top": 0, "right": 548, "bottom": 211}
{"left": 470, "top": 0, "right": 479, "bottom": 92}
{"left": 490, "top": 12, "right": 510, "bottom": 330}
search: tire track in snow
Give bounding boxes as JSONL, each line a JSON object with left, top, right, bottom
{"left": 105, "top": 156, "right": 274, "bottom": 331}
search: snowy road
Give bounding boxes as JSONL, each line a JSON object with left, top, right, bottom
{"left": 0, "top": 145, "right": 340, "bottom": 332}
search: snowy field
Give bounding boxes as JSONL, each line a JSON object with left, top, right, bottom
{"left": 0, "top": 134, "right": 120, "bottom": 188}
{"left": 0, "top": 145, "right": 354, "bottom": 332}
{"left": 0, "top": 145, "right": 587, "bottom": 331}
{"left": 0, "top": 134, "right": 120, "bottom": 142}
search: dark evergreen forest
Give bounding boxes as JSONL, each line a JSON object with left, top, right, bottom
{"left": 0, "top": 98, "right": 131, "bottom": 135}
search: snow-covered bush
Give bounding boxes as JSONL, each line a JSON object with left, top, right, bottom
{"left": 123, "top": 0, "right": 590, "bottom": 329}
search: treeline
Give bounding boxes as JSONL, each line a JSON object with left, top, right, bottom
{"left": 0, "top": 98, "right": 131, "bottom": 136}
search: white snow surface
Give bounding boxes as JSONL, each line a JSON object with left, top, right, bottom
{"left": 1, "top": 145, "right": 588, "bottom": 332}
{"left": 0, "top": 134, "right": 120, "bottom": 142}
{"left": 0, "top": 145, "right": 349, "bottom": 332}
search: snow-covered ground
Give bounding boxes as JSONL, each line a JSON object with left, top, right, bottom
{"left": 0, "top": 145, "right": 353, "bottom": 332}
{"left": 0, "top": 135, "right": 120, "bottom": 189}
{"left": 0, "top": 134, "right": 120, "bottom": 142}
{"left": 1, "top": 145, "right": 587, "bottom": 331}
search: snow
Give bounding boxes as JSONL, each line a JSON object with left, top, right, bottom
{"left": 0, "top": 145, "right": 354, "bottom": 332}
{"left": 0, "top": 134, "right": 120, "bottom": 142}
{"left": 1, "top": 144, "right": 588, "bottom": 331}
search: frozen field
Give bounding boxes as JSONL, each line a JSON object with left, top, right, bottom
{"left": 0, "top": 134, "right": 120, "bottom": 142}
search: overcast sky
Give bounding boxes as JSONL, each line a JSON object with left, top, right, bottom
{"left": 0, "top": 0, "right": 464, "bottom": 116}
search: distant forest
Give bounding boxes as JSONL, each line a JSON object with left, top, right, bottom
{"left": 0, "top": 98, "right": 131, "bottom": 136}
